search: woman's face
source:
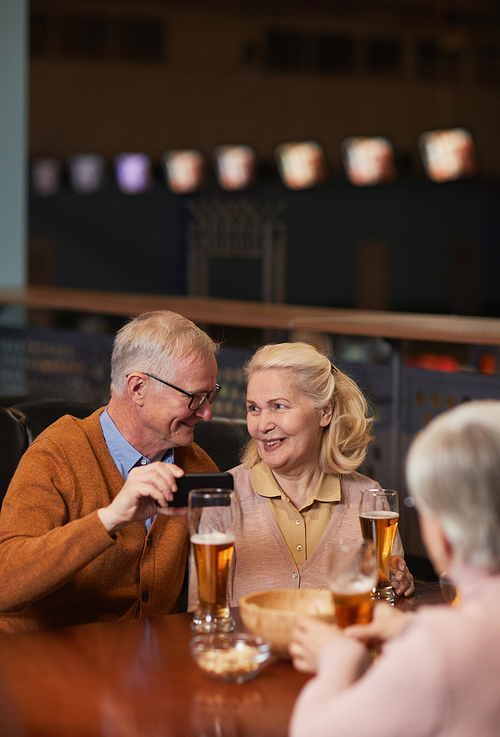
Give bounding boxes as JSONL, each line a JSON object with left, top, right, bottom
{"left": 246, "top": 369, "right": 332, "bottom": 476}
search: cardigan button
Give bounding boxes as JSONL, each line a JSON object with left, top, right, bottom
{"left": 141, "top": 591, "right": 149, "bottom": 603}
{"left": 291, "top": 572, "right": 298, "bottom": 579}
{"left": 146, "top": 536, "right": 152, "bottom": 546}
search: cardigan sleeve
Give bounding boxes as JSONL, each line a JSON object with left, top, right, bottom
{"left": 0, "top": 422, "right": 220, "bottom": 615}
{"left": 0, "top": 437, "right": 116, "bottom": 612}
{"left": 290, "top": 620, "right": 443, "bottom": 737}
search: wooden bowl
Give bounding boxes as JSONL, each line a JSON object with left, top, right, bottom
{"left": 239, "top": 588, "right": 336, "bottom": 660}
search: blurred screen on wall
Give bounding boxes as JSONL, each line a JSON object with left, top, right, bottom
{"left": 341, "top": 136, "right": 396, "bottom": 186}
{"left": 67, "top": 154, "right": 106, "bottom": 193}
{"left": 213, "top": 144, "right": 257, "bottom": 191}
{"left": 275, "top": 141, "right": 328, "bottom": 190}
{"left": 419, "top": 128, "right": 478, "bottom": 183}
{"left": 113, "top": 153, "right": 154, "bottom": 194}
{"left": 162, "top": 149, "right": 205, "bottom": 194}
{"left": 31, "top": 157, "right": 63, "bottom": 196}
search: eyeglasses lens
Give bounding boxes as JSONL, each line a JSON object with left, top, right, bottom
{"left": 189, "top": 385, "right": 220, "bottom": 410}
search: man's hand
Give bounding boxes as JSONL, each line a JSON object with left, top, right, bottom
{"left": 391, "top": 556, "right": 415, "bottom": 597}
{"left": 98, "top": 462, "right": 186, "bottom": 536}
{"left": 289, "top": 617, "right": 341, "bottom": 674}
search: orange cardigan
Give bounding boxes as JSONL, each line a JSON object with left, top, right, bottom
{"left": 0, "top": 409, "right": 217, "bottom": 632}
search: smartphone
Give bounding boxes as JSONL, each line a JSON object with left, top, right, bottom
{"left": 169, "top": 472, "right": 234, "bottom": 507}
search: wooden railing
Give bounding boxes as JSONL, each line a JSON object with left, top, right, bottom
{"left": 1, "top": 284, "right": 500, "bottom": 344}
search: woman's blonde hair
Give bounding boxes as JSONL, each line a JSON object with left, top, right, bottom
{"left": 406, "top": 400, "right": 500, "bottom": 570}
{"left": 241, "top": 342, "right": 374, "bottom": 474}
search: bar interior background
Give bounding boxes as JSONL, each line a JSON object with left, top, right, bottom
{"left": 2, "top": 0, "right": 500, "bottom": 578}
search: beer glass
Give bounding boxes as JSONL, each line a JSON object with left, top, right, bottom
{"left": 359, "top": 488, "right": 399, "bottom": 602}
{"left": 189, "top": 489, "right": 237, "bottom": 633}
{"left": 328, "top": 541, "right": 378, "bottom": 628}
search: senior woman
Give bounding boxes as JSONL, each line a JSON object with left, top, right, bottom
{"left": 188, "top": 342, "right": 413, "bottom": 609}
{"left": 290, "top": 399, "right": 500, "bottom": 737}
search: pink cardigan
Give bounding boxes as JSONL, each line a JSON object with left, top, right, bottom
{"left": 290, "top": 563, "right": 500, "bottom": 737}
{"left": 189, "top": 464, "right": 403, "bottom": 609}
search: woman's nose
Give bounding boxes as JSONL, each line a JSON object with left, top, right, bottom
{"left": 258, "top": 410, "right": 275, "bottom": 432}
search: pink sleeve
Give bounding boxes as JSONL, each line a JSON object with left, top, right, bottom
{"left": 290, "top": 623, "right": 443, "bottom": 737}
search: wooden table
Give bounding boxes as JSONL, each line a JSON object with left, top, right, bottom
{"left": 0, "top": 584, "right": 443, "bottom": 737}
{"left": 0, "top": 612, "right": 309, "bottom": 737}
{"left": 394, "top": 581, "right": 444, "bottom": 612}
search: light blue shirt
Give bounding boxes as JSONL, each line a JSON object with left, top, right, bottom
{"left": 100, "top": 408, "right": 174, "bottom": 532}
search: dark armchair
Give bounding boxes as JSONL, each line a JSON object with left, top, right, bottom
{"left": 0, "top": 398, "right": 249, "bottom": 508}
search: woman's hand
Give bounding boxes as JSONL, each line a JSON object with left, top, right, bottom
{"left": 289, "top": 617, "right": 341, "bottom": 674}
{"left": 343, "top": 602, "right": 411, "bottom": 650}
{"left": 390, "top": 556, "right": 414, "bottom": 597}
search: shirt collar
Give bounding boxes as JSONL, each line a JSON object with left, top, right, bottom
{"left": 100, "top": 407, "right": 173, "bottom": 479}
{"left": 252, "top": 461, "right": 341, "bottom": 502}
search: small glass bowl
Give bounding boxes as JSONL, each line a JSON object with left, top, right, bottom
{"left": 190, "top": 632, "right": 271, "bottom": 683}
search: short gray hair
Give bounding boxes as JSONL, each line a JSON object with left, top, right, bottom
{"left": 406, "top": 400, "right": 500, "bottom": 570}
{"left": 110, "top": 311, "right": 218, "bottom": 394}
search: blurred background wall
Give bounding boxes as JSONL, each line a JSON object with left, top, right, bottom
{"left": 17, "top": 0, "right": 500, "bottom": 314}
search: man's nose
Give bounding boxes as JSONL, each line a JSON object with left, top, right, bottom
{"left": 195, "top": 397, "right": 213, "bottom": 421}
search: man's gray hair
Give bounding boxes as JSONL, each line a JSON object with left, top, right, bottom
{"left": 110, "top": 311, "right": 218, "bottom": 394}
{"left": 406, "top": 400, "right": 500, "bottom": 570}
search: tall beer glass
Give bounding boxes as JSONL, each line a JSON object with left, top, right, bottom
{"left": 189, "top": 489, "right": 237, "bottom": 633}
{"left": 328, "top": 541, "right": 378, "bottom": 628}
{"left": 359, "top": 488, "right": 399, "bottom": 602}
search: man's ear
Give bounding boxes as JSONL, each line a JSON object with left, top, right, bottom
{"left": 126, "top": 372, "right": 147, "bottom": 407}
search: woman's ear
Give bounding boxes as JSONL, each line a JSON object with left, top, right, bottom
{"left": 320, "top": 401, "right": 334, "bottom": 428}
{"left": 418, "top": 512, "right": 454, "bottom": 575}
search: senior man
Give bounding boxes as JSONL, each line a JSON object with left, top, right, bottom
{"left": 0, "top": 311, "right": 220, "bottom": 632}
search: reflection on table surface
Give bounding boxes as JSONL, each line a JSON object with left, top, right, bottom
{"left": 0, "top": 611, "right": 308, "bottom": 737}
{"left": 394, "top": 580, "right": 444, "bottom": 612}
{"left": 0, "top": 582, "right": 443, "bottom": 737}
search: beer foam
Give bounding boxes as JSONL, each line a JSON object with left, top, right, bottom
{"left": 329, "top": 578, "right": 374, "bottom": 595}
{"left": 359, "top": 510, "right": 399, "bottom": 519}
{"left": 191, "top": 532, "right": 235, "bottom": 545}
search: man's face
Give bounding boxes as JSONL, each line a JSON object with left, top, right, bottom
{"left": 140, "top": 352, "right": 218, "bottom": 456}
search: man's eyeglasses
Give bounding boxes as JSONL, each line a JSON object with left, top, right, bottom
{"left": 143, "top": 373, "right": 221, "bottom": 410}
